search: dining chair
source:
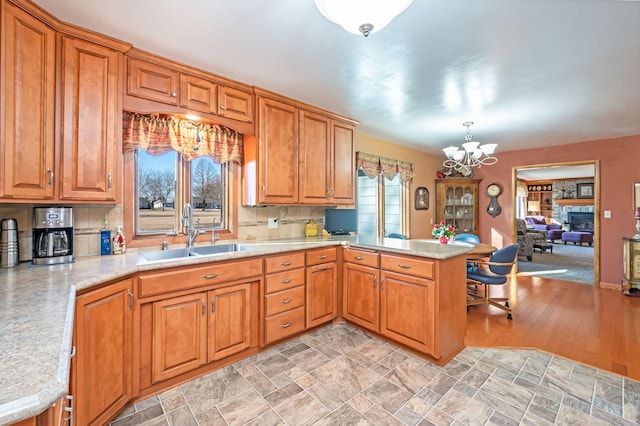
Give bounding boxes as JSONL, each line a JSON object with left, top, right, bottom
{"left": 455, "top": 233, "right": 480, "bottom": 244}
{"left": 386, "top": 233, "right": 407, "bottom": 239}
{"left": 466, "top": 243, "right": 519, "bottom": 319}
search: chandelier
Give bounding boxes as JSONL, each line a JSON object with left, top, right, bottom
{"left": 314, "top": 0, "right": 414, "bottom": 37}
{"left": 442, "top": 122, "right": 497, "bottom": 175}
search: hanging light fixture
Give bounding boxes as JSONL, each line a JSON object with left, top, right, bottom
{"left": 442, "top": 122, "right": 498, "bottom": 176}
{"left": 314, "top": 0, "right": 414, "bottom": 37}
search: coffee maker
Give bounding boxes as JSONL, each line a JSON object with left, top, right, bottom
{"left": 32, "top": 207, "right": 74, "bottom": 265}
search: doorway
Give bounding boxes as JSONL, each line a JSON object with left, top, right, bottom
{"left": 512, "top": 161, "right": 600, "bottom": 286}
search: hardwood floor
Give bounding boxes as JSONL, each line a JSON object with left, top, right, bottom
{"left": 465, "top": 275, "right": 640, "bottom": 381}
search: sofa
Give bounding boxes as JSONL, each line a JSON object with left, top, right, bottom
{"left": 525, "top": 215, "right": 562, "bottom": 232}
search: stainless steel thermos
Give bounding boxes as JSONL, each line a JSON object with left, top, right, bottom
{"left": 1, "top": 218, "right": 19, "bottom": 268}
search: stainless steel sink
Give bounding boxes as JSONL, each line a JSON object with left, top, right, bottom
{"left": 139, "top": 244, "right": 253, "bottom": 262}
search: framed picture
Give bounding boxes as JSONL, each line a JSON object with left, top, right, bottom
{"left": 577, "top": 183, "right": 594, "bottom": 199}
{"left": 414, "top": 187, "right": 429, "bottom": 210}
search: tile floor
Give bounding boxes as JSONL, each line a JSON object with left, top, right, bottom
{"left": 111, "top": 324, "right": 640, "bottom": 425}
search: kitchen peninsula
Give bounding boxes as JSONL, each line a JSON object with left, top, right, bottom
{"left": 0, "top": 237, "right": 471, "bottom": 425}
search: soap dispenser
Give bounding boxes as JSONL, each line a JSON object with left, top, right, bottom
{"left": 112, "top": 226, "right": 126, "bottom": 255}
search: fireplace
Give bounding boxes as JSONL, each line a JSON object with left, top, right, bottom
{"left": 567, "top": 212, "right": 594, "bottom": 233}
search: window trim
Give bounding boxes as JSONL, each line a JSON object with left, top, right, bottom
{"left": 123, "top": 150, "right": 239, "bottom": 249}
{"left": 356, "top": 170, "right": 410, "bottom": 238}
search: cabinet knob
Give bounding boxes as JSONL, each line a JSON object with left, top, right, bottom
{"left": 171, "top": 92, "right": 177, "bottom": 97}
{"left": 220, "top": 104, "right": 226, "bottom": 110}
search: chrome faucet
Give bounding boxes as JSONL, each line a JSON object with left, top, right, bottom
{"left": 211, "top": 217, "right": 221, "bottom": 245}
{"left": 182, "top": 203, "right": 200, "bottom": 248}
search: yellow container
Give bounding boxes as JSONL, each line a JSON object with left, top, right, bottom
{"left": 304, "top": 220, "right": 318, "bottom": 237}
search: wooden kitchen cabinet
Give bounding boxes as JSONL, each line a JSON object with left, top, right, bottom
{"left": 306, "top": 247, "right": 338, "bottom": 328}
{"left": 342, "top": 248, "right": 380, "bottom": 331}
{"left": 152, "top": 292, "right": 208, "bottom": 383}
{"left": 126, "top": 54, "right": 254, "bottom": 124}
{"left": 0, "top": 1, "right": 56, "bottom": 200}
{"left": 263, "top": 251, "right": 306, "bottom": 344}
{"left": 58, "top": 34, "right": 123, "bottom": 202}
{"left": 244, "top": 89, "right": 356, "bottom": 206}
{"left": 436, "top": 178, "right": 481, "bottom": 234}
{"left": 73, "top": 278, "right": 133, "bottom": 426}
{"left": 299, "top": 112, "right": 355, "bottom": 205}
{"left": 207, "top": 283, "right": 252, "bottom": 361}
{"left": 380, "top": 270, "right": 435, "bottom": 354}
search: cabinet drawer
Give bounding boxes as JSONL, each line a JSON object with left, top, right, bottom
{"left": 265, "top": 252, "right": 305, "bottom": 274}
{"left": 265, "top": 268, "right": 305, "bottom": 294}
{"left": 343, "top": 248, "right": 379, "bottom": 268}
{"left": 380, "top": 253, "right": 434, "bottom": 279}
{"left": 138, "top": 258, "right": 263, "bottom": 297}
{"left": 265, "top": 306, "right": 305, "bottom": 343}
{"left": 306, "top": 247, "right": 337, "bottom": 266}
{"left": 265, "top": 285, "right": 305, "bottom": 316}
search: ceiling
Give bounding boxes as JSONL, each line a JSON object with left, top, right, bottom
{"left": 516, "top": 164, "right": 594, "bottom": 180}
{"left": 34, "top": 0, "right": 640, "bottom": 156}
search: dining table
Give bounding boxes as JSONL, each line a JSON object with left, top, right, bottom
{"left": 466, "top": 242, "right": 498, "bottom": 258}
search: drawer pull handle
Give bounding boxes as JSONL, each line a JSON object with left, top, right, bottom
{"left": 398, "top": 264, "right": 412, "bottom": 269}
{"left": 281, "top": 279, "right": 292, "bottom": 283}
{"left": 280, "top": 322, "right": 292, "bottom": 328}
{"left": 317, "top": 255, "right": 328, "bottom": 259}
{"left": 354, "top": 256, "right": 365, "bottom": 260}
{"left": 373, "top": 275, "right": 377, "bottom": 289}
{"left": 202, "top": 273, "right": 219, "bottom": 279}
{"left": 281, "top": 261, "right": 293, "bottom": 266}
{"left": 320, "top": 265, "right": 328, "bottom": 270}
{"left": 281, "top": 298, "right": 293, "bottom": 304}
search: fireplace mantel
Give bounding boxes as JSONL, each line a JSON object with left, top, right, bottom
{"left": 555, "top": 198, "right": 594, "bottom": 206}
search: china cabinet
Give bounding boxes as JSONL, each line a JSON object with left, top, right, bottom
{"left": 435, "top": 178, "right": 481, "bottom": 234}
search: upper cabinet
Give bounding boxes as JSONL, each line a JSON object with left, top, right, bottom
{"left": 0, "top": 1, "right": 56, "bottom": 200}
{"left": 0, "top": 0, "right": 130, "bottom": 203}
{"left": 124, "top": 51, "right": 254, "bottom": 131}
{"left": 244, "top": 89, "right": 357, "bottom": 206}
{"left": 58, "top": 34, "right": 125, "bottom": 202}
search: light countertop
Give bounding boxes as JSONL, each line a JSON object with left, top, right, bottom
{"left": 0, "top": 236, "right": 471, "bottom": 425}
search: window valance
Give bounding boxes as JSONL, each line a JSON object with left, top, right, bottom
{"left": 122, "top": 111, "right": 243, "bottom": 163}
{"left": 356, "top": 151, "right": 414, "bottom": 182}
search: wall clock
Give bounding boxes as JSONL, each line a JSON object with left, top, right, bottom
{"left": 486, "top": 183, "right": 502, "bottom": 218}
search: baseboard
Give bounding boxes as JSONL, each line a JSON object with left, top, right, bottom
{"left": 599, "top": 281, "right": 621, "bottom": 291}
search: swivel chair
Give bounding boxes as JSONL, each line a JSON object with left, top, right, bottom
{"left": 466, "top": 243, "right": 519, "bottom": 319}
{"left": 386, "top": 233, "right": 407, "bottom": 240}
{"left": 455, "top": 233, "right": 480, "bottom": 244}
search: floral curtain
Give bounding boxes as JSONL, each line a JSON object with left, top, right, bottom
{"left": 122, "top": 111, "right": 243, "bottom": 163}
{"left": 356, "top": 151, "right": 414, "bottom": 182}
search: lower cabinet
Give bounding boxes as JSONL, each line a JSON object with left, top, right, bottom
{"left": 306, "top": 248, "right": 338, "bottom": 328}
{"left": 151, "top": 282, "right": 257, "bottom": 384}
{"left": 343, "top": 262, "right": 379, "bottom": 331}
{"left": 73, "top": 278, "right": 133, "bottom": 426}
{"left": 380, "top": 270, "right": 435, "bottom": 353}
{"left": 152, "top": 292, "right": 207, "bottom": 383}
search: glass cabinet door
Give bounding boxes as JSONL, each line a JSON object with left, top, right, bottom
{"left": 437, "top": 179, "right": 480, "bottom": 234}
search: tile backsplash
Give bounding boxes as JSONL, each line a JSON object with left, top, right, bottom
{"left": 0, "top": 204, "right": 328, "bottom": 260}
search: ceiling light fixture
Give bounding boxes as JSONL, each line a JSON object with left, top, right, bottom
{"left": 314, "top": 0, "right": 414, "bottom": 37}
{"left": 442, "top": 122, "right": 498, "bottom": 175}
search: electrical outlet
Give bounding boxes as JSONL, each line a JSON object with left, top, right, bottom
{"left": 268, "top": 217, "right": 278, "bottom": 229}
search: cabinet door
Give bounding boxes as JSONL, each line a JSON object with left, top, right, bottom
{"left": 330, "top": 120, "right": 355, "bottom": 205}
{"left": 257, "top": 96, "right": 299, "bottom": 204}
{"left": 127, "top": 57, "right": 179, "bottom": 105}
{"left": 0, "top": 2, "right": 55, "bottom": 199}
{"left": 74, "top": 279, "right": 133, "bottom": 426}
{"left": 180, "top": 74, "right": 217, "bottom": 114}
{"left": 218, "top": 85, "right": 254, "bottom": 123}
{"left": 380, "top": 271, "right": 435, "bottom": 354}
{"left": 152, "top": 292, "right": 207, "bottom": 383}
{"left": 208, "top": 283, "right": 252, "bottom": 361}
{"left": 299, "top": 110, "right": 331, "bottom": 204}
{"left": 306, "top": 262, "right": 338, "bottom": 328}
{"left": 343, "top": 262, "right": 379, "bottom": 332}
{"left": 59, "top": 36, "right": 120, "bottom": 201}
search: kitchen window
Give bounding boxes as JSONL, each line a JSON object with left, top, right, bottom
{"left": 123, "top": 112, "right": 240, "bottom": 247}
{"left": 356, "top": 170, "right": 409, "bottom": 238}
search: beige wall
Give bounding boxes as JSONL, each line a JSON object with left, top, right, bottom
{"left": 355, "top": 134, "right": 441, "bottom": 239}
